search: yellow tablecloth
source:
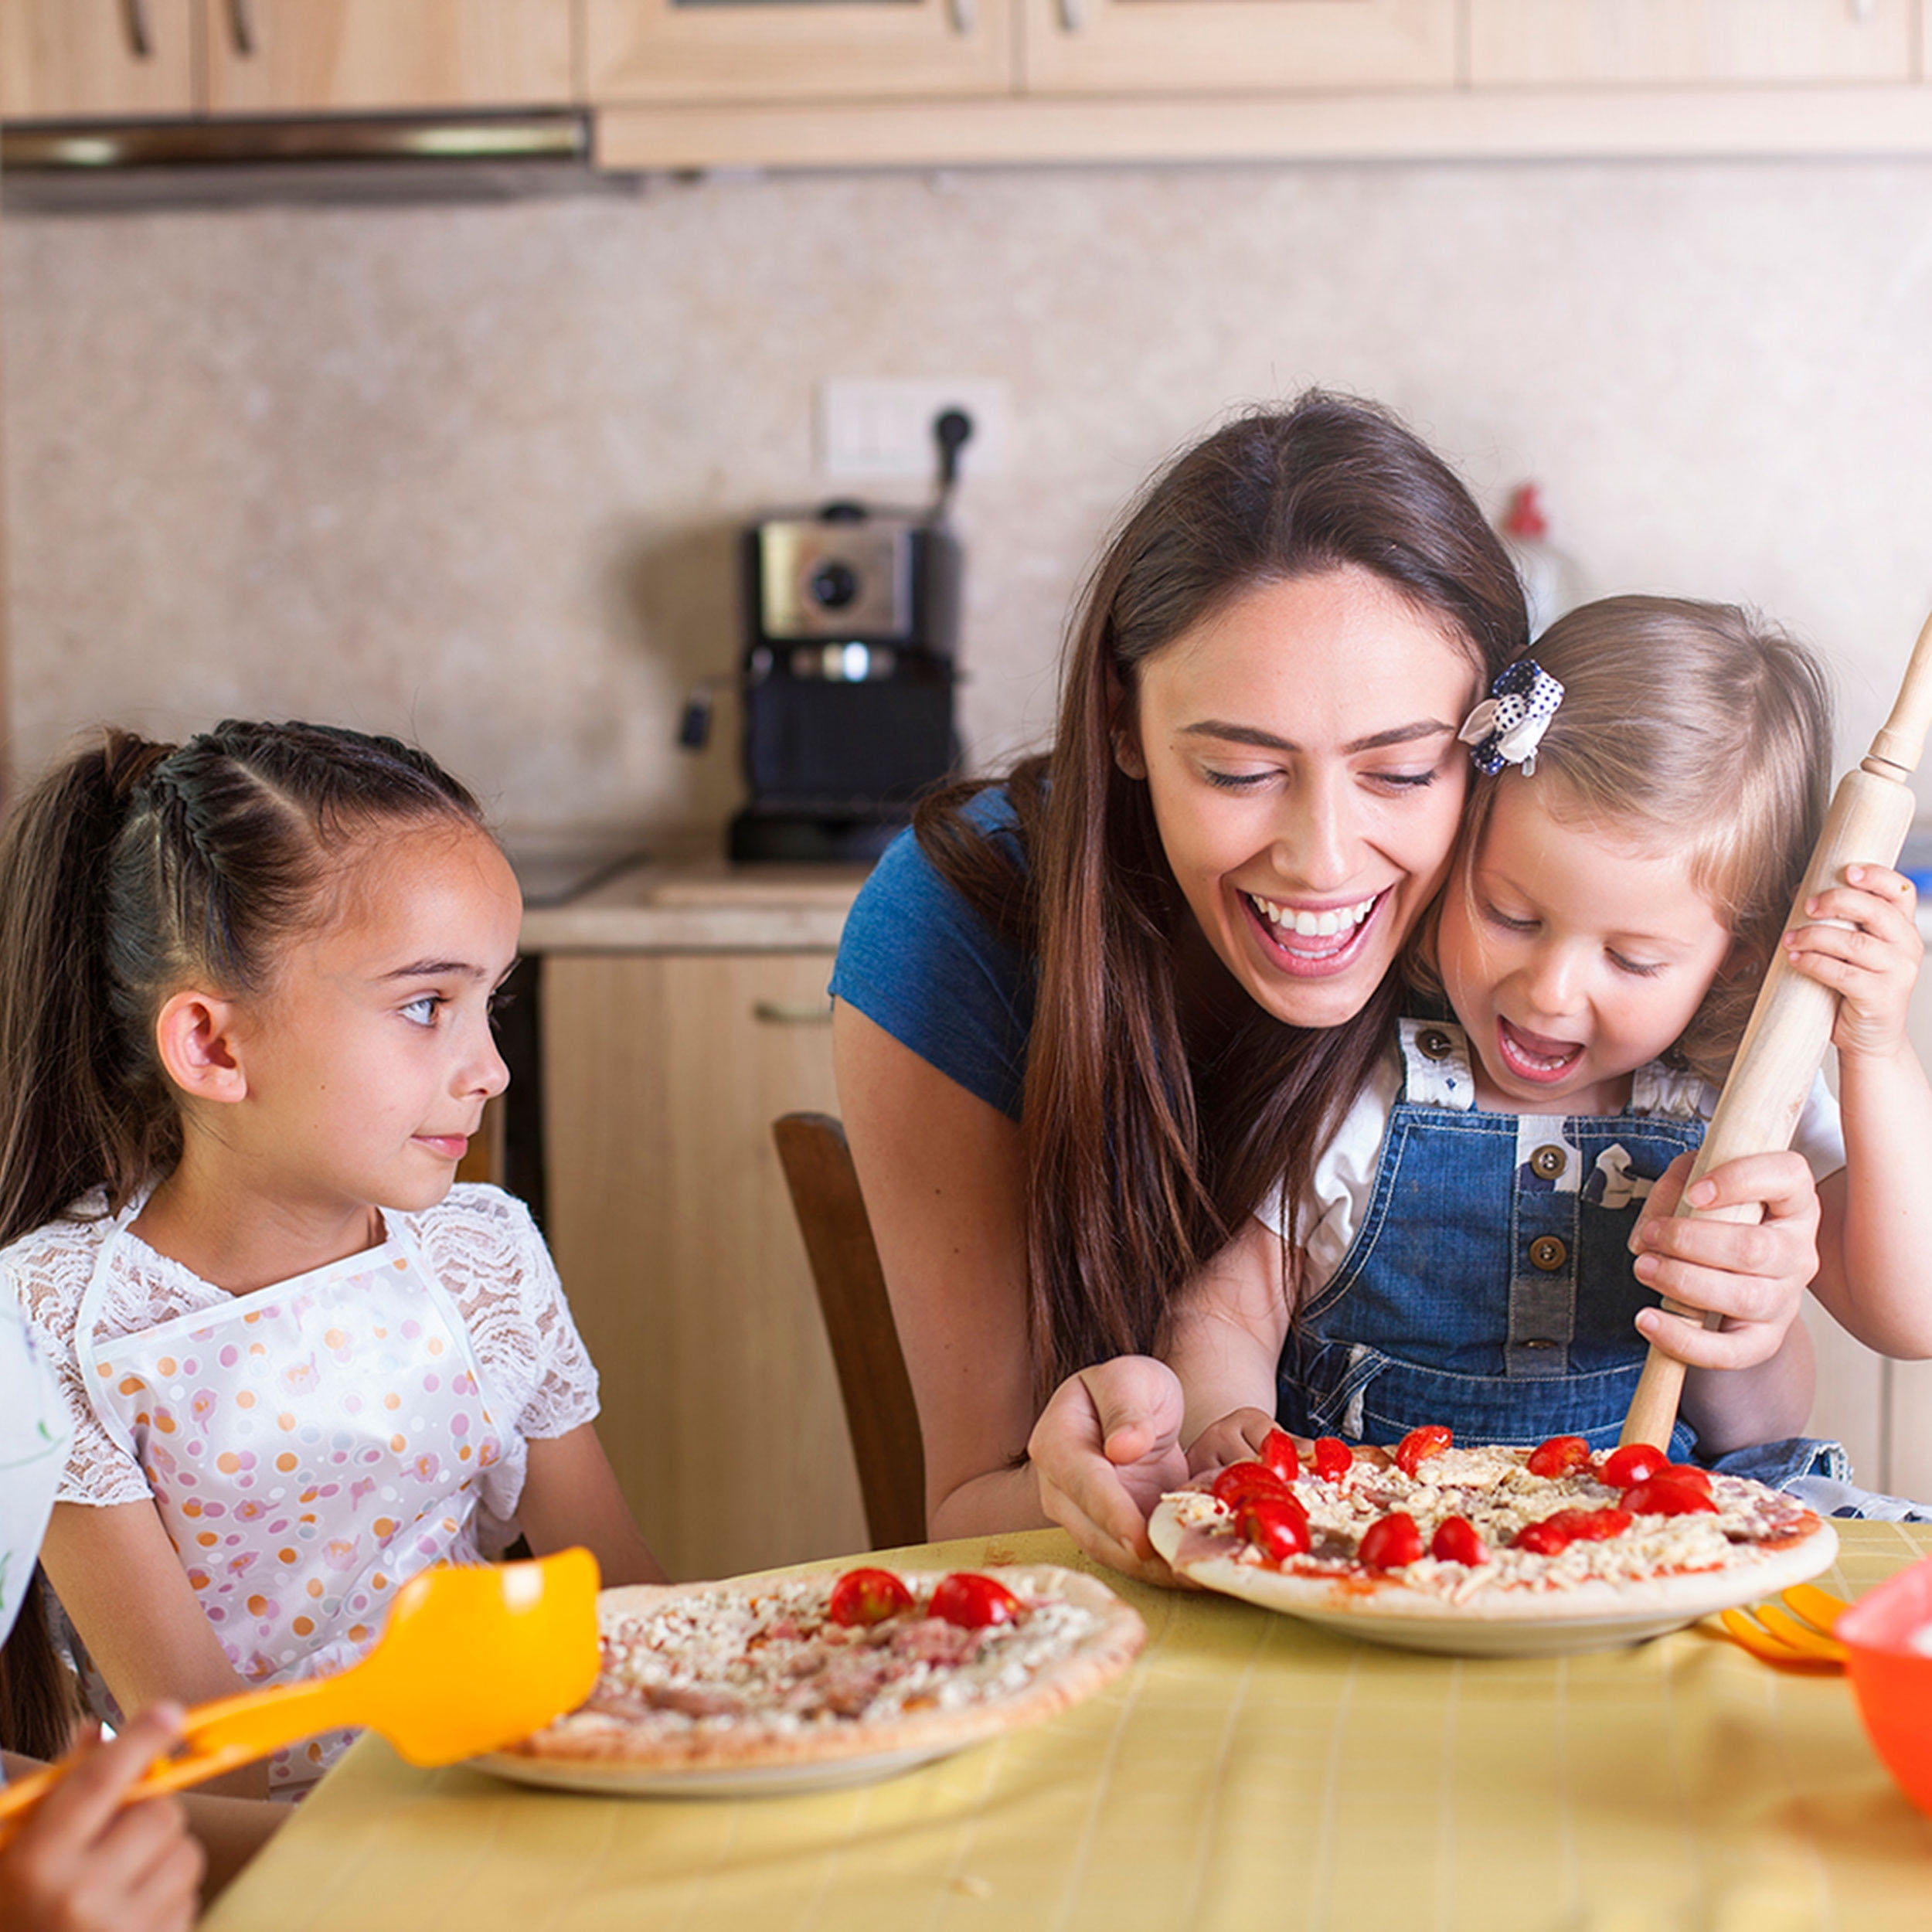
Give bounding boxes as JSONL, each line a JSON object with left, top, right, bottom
{"left": 202, "top": 1522, "right": 1932, "bottom": 1932}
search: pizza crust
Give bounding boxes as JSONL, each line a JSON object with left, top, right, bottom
{"left": 501, "top": 1563, "right": 1145, "bottom": 1774}
{"left": 1150, "top": 1499, "right": 1837, "bottom": 1627}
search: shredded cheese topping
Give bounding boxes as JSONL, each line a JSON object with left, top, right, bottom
{"left": 1165, "top": 1445, "right": 1817, "bottom": 1604}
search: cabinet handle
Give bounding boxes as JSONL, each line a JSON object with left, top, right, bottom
{"left": 122, "top": 0, "right": 152, "bottom": 59}
{"left": 948, "top": 0, "right": 976, "bottom": 34}
{"left": 752, "top": 999, "right": 833, "bottom": 1026}
{"left": 1058, "top": 0, "right": 1085, "bottom": 30}
{"left": 226, "top": 0, "right": 257, "bottom": 56}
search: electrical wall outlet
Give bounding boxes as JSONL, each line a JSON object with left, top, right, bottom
{"left": 816, "top": 377, "right": 1009, "bottom": 482}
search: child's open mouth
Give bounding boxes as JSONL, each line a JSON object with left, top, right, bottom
{"left": 1243, "top": 889, "right": 1383, "bottom": 976}
{"left": 1495, "top": 1017, "right": 1585, "bottom": 1085}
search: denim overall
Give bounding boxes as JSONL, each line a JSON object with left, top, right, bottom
{"left": 1277, "top": 1019, "right": 1706, "bottom": 1460}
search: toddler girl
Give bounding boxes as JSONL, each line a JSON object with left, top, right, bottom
{"left": 0, "top": 722, "right": 662, "bottom": 1800}
{"left": 1044, "top": 597, "right": 1931, "bottom": 1563}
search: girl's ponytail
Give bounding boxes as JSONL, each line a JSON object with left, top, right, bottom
{"left": 0, "top": 728, "right": 176, "bottom": 1251}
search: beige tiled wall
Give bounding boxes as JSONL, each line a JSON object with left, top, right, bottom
{"left": 7, "top": 159, "right": 1932, "bottom": 871}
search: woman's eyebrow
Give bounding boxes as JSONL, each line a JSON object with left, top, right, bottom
{"left": 1178, "top": 719, "right": 1457, "bottom": 753}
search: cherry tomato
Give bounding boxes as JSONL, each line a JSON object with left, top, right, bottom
{"left": 1512, "top": 1519, "right": 1576, "bottom": 1557}
{"left": 1429, "top": 1515, "right": 1488, "bottom": 1566}
{"left": 1258, "top": 1427, "right": 1302, "bottom": 1482}
{"left": 1526, "top": 1435, "right": 1593, "bottom": 1479}
{"left": 1621, "top": 1476, "right": 1719, "bottom": 1518}
{"left": 1541, "top": 1506, "right": 1631, "bottom": 1543}
{"left": 1313, "top": 1437, "right": 1355, "bottom": 1481}
{"left": 1212, "top": 1461, "right": 1294, "bottom": 1512}
{"left": 1358, "top": 1512, "right": 1424, "bottom": 1569}
{"left": 1237, "top": 1495, "right": 1311, "bottom": 1563}
{"left": 1597, "top": 1443, "right": 1668, "bottom": 1488}
{"left": 828, "top": 1567, "right": 915, "bottom": 1627}
{"left": 1665, "top": 1465, "right": 1715, "bottom": 1495}
{"left": 1393, "top": 1426, "right": 1453, "bottom": 1478}
{"left": 929, "top": 1572, "right": 1023, "bottom": 1629}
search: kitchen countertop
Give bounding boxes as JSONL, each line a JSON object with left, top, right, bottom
{"left": 518, "top": 859, "right": 869, "bottom": 954}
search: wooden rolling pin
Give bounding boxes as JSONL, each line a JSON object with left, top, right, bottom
{"left": 1619, "top": 607, "right": 1932, "bottom": 1450}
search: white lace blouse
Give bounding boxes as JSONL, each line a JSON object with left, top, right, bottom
{"left": 2, "top": 1183, "right": 599, "bottom": 1546}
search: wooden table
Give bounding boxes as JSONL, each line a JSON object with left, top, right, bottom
{"left": 202, "top": 1524, "right": 1932, "bottom": 1932}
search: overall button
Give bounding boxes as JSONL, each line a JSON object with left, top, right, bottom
{"left": 1529, "top": 1235, "right": 1568, "bottom": 1272}
{"left": 1416, "top": 1028, "right": 1454, "bottom": 1061}
{"left": 1530, "top": 1144, "right": 1567, "bottom": 1181}
{"left": 1521, "top": 1338, "right": 1557, "bottom": 1351}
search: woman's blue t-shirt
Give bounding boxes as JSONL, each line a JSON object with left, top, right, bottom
{"left": 828, "top": 787, "right": 1036, "bottom": 1121}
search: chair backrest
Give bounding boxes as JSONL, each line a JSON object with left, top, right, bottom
{"left": 771, "top": 1112, "right": 926, "bottom": 1549}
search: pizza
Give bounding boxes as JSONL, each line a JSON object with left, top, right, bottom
{"left": 1148, "top": 1427, "right": 1837, "bottom": 1639}
{"left": 495, "top": 1563, "right": 1145, "bottom": 1777}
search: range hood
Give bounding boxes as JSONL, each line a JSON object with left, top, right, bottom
{"left": 2, "top": 111, "right": 588, "bottom": 170}
{"left": 0, "top": 111, "right": 604, "bottom": 207}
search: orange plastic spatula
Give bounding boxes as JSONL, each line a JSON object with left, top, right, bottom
{"left": 0, "top": 1546, "right": 600, "bottom": 1840}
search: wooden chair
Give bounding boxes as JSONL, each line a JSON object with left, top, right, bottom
{"left": 771, "top": 1112, "right": 926, "bottom": 1549}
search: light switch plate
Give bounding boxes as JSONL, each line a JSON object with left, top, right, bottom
{"left": 816, "top": 377, "right": 1009, "bottom": 481}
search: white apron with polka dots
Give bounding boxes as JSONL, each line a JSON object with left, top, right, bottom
{"left": 77, "top": 1206, "right": 505, "bottom": 1794}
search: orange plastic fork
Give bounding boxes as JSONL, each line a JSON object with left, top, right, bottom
{"left": 0, "top": 1548, "right": 599, "bottom": 1842}
{"left": 1716, "top": 1582, "right": 1848, "bottom": 1668}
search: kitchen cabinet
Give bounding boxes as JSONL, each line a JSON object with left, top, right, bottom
{"left": 0, "top": 1, "right": 197, "bottom": 120}
{"left": 1019, "top": 0, "right": 1458, "bottom": 96}
{"left": 0, "top": 0, "right": 571, "bottom": 123}
{"left": 1468, "top": 1, "right": 1916, "bottom": 88}
{"left": 525, "top": 867, "right": 869, "bottom": 1583}
{"left": 204, "top": 0, "right": 572, "bottom": 116}
{"left": 582, "top": 0, "right": 1015, "bottom": 106}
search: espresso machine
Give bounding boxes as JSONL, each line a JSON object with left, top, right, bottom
{"left": 683, "top": 413, "right": 969, "bottom": 862}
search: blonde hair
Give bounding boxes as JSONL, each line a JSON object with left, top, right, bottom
{"left": 1424, "top": 594, "right": 1833, "bottom": 1083}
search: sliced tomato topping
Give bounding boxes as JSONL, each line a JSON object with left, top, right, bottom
{"left": 929, "top": 1572, "right": 1022, "bottom": 1629}
{"left": 1429, "top": 1515, "right": 1488, "bottom": 1566}
{"left": 1393, "top": 1426, "right": 1453, "bottom": 1478}
{"left": 1526, "top": 1435, "right": 1593, "bottom": 1478}
{"left": 1211, "top": 1461, "right": 1294, "bottom": 1512}
{"left": 1237, "top": 1495, "right": 1311, "bottom": 1563}
{"left": 1540, "top": 1506, "right": 1632, "bottom": 1543}
{"left": 1665, "top": 1464, "right": 1715, "bottom": 1495}
{"left": 1621, "top": 1476, "right": 1719, "bottom": 1518}
{"left": 826, "top": 1567, "right": 914, "bottom": 1627}
{"left": 1512, "top": 1519, "right": 1576, "bottom": 1557}
{"left": 1358, "top": 1511, "right": 1424, "bottom": 1570}
{"left": 1257, "top": 1427, "right": 1301, "bottom": 1482}
{"left": 1597, "top": 1442, "right": 1669, "bottom": 1488}
{"left": 1313, "top": 1437, "right": 1355, "bottom": 1481}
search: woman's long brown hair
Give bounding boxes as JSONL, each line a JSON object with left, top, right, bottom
{"left": 0, "top": 719, "right": 485, "bottom": 1757}
{"left": 915, "top": 394, "right": 1528, "bottom": 1400}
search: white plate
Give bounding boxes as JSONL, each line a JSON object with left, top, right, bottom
{"left": 469, "top": 1740, "right": 964, "bottom": 1799}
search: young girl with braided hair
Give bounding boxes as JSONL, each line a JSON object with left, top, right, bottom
{"left": 0, "top": 721, "right": 662, "bottom": 1800}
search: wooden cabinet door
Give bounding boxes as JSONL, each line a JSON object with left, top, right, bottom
{"left": 204, "top": 0, "right": 573, "bottom": 114}
{"left": 583, "top": 0, "right": 1015, "bottom": 104}
{"left": 1468, "top": 1, "right": 1916, "bottom": 87}
{"left": 541, "top": 951, "right": 869, "bottom": 1583}
{"left": 1020, "top": 0, "right": 1457, "bottom": 94}
{"left": 0, "top": 0, "right": 197, "bottom": 119}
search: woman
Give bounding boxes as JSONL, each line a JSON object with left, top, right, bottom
{"left": 831, "top": 393, "right": 1529, "bottom": 1577}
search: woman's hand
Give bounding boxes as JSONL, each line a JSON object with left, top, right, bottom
{"left": 1029, "top": 1357, "right": 1192, "bottom": 1586}
{"left": 0, "top": 1709, "right": 205, "bottom": 1932}
{"left": 1784, "top": 863, "right": 1923, "bottom": 1062}
{"left": 1628, "top": 1148, "right": 1820, "bottom": 1370}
